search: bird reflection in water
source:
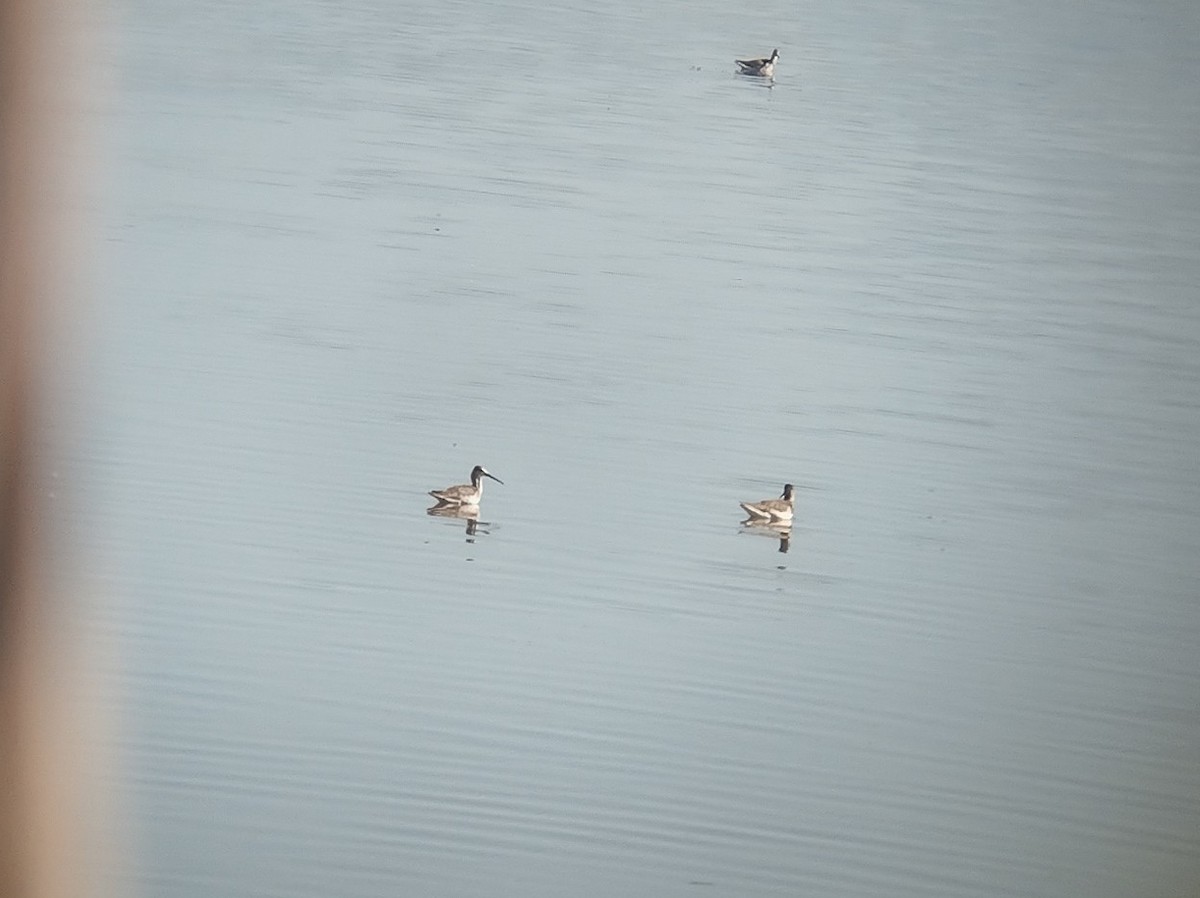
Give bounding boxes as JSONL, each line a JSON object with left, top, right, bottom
{"left": 740, "top": 518, "right": 792, "bottom": 553}
{"left": 427, "top": 503, "right": 491, "bottom": 541}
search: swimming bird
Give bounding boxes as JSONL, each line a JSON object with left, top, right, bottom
{"left": 428, "top": 465, "right": 503, "bottom": 507}
{"left": 735, "top": 48, "right": 779, "bottom": 78}
{"left": 739, "top": 483, "right": 794, "bottom": 522}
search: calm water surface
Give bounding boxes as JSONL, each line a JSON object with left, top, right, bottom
{"left": 89, "top": 0, "right": 1200, "bottom": 895}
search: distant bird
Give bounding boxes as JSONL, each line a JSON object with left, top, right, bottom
{"left": 428, "top": 465, "right": 503, "bottom": 507}
{"left": 735, "top": 48, "right": 779, "bottom": 78}
{"left": 739, "top": 483, "right": 794, "bottom": 522}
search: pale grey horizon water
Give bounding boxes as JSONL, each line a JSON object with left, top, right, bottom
{"left": 86, "top": 0, "right": 1200, "bottom": 895}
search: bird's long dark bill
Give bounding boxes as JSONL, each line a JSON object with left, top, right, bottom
{"left": 485, "top": 473, "right": 504, "bottom": 484}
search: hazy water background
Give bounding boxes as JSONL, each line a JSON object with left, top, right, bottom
{"left": 84, "top": 0, "right": 1200, "bottom": 895}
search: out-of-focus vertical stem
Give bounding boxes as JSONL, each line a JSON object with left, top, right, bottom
{"left": 0, "top": 0, "right": 92, "bottom": 896}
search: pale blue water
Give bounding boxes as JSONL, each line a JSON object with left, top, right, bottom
{"left": 89, "top": 0, "right": 1200, "bottom": 895}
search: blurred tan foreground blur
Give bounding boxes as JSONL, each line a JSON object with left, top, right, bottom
{"left": 2, "top": 0, "right": 106, "bottom": 896}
